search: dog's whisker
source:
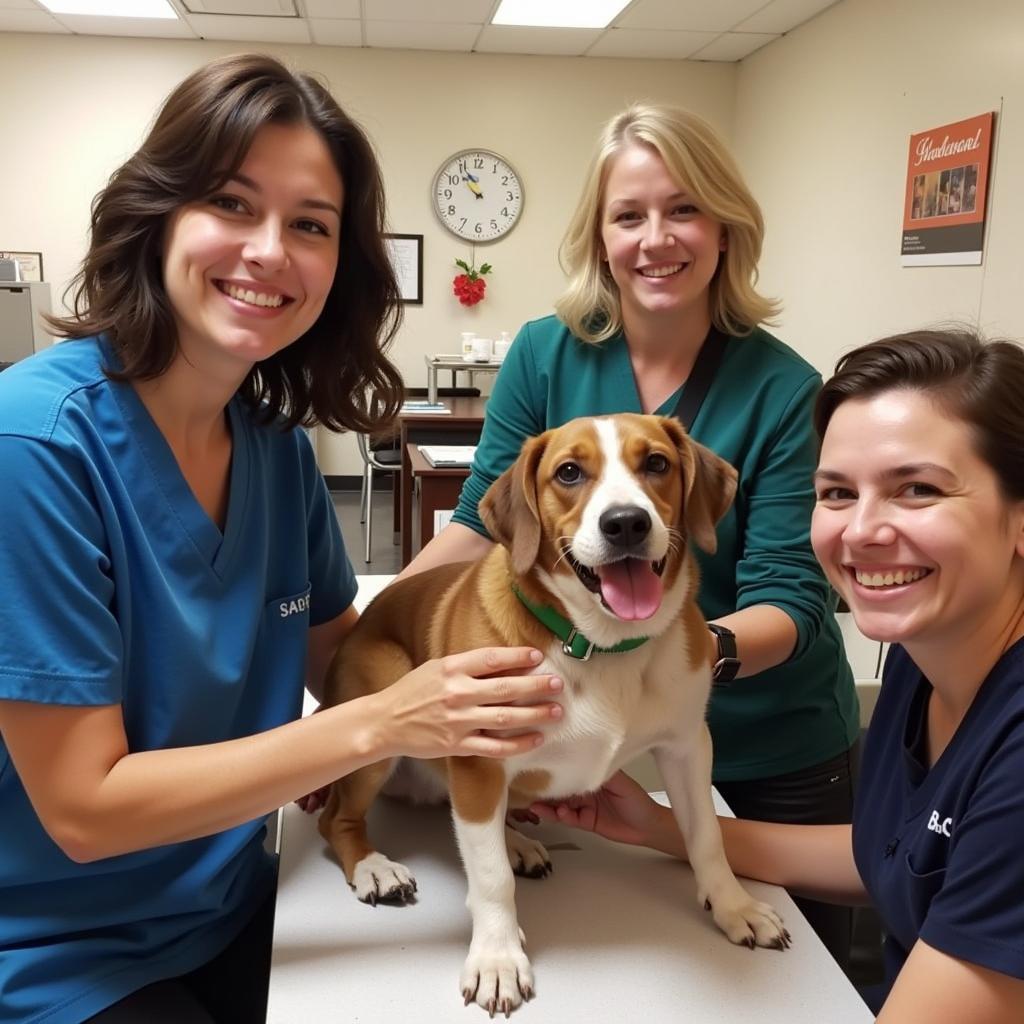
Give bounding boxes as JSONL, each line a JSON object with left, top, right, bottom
{"left": 551, "top": 538, "right": 576, "bottom": 572}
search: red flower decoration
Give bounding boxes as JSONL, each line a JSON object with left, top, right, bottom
{"left": 453, "top": 258, "right": 491, "bottom": 307}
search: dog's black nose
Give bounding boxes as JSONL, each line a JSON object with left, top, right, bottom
{"left": 599, "top": 505, "right": 651, "bottom": 549}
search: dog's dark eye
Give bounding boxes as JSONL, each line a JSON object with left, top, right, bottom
{"left": 555, "top": 462, "right": 583, "bottom": 485}
{"left": 645, "top": 452, "right": 669, "bottom": 474}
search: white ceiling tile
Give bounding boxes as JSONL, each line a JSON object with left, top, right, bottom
{"left": 302, "top": 0, "right": 359, "bottom": 16}
{"left": 53, "top": 13, "right": 195, "bottom": 35}
{"left": 587, "top": 27, "right": 719, "bottom": 59}
{"left": 735, "top": 0, "right": 838, "bottom": 34}
{"left": 185, "top": 11, "right": 310, "bottom": 40}
{"left": 0, "top": 0, "right": 45, "bottom": 9}
{"left": 364, "top": 0, "right": 492, "bottom": 22}
{"left": 308, "top": 17, "right": 360, "bottom": 45}
{"left": 691, "top": 31, "right": 778, "bottom": 61}
{"left": 366, "top": 20, "right": 480, "bottom": 51}
{"left": 617, "top": 0, "right": 764, "bottom": 33}
{"left": 0, "top": 9, "right": 67, "bottom": 31}
{"left": 183, "top": 0, "right": 296, "bottom": 14}
{"left": 476, "top": 24, "right": 601, "bottom": 55}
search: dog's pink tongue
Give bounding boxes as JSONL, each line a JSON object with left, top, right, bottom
{"left": 596, "top": 559, "right": 663, "bottom": 621}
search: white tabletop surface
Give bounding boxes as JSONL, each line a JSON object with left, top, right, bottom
{"left": 269, "top": 801, "right": 870, "bottom": 1023}
{"left": 267, "top": 576, "right": 871, "bottom": 1022}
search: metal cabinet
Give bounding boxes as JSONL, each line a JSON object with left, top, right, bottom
{"left": 0, "top": 282, "right": 52, "bottom": 363}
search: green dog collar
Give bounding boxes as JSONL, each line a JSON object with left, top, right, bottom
{"left": 512, "top": 585, "right": 649, "bottom": 661}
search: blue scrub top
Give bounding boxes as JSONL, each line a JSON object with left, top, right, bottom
{"left": 0, "top": 337, "right": 357, "bottom": 1023}
{"left": 853, "top": 639, "right": 1024, "bottom": 1008}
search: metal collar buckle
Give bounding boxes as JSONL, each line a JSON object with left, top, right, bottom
{"left": 563, "top": 627, "right": 596, "bottom": 661}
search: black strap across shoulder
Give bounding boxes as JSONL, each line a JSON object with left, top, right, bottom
{"left": 671, "top": 326, "right": 729, "bottom": 432}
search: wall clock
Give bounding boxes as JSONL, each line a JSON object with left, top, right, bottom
{"left": 432, "top": 149, "right": 524, "bottom": 242}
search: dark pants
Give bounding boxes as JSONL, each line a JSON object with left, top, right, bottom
{"left": 85, "top": 891, "right": 275, "bottom": 1024}
{"left": 715, "top": 739, "right": 861, "bottom": 970}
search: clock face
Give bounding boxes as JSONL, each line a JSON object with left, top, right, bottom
{"left": 432, "top": 149, "right": 524, "bottom": 242}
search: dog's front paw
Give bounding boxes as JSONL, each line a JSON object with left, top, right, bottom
{"left": 460, "top": 931, "right": 534, "bottom": 1016}
{"left": 700, "top": 883, "right": 790, "bottom": 950}
{"left": 505, "top": 824, "right": 552, "bottom": 879}
{"left": 351, "top": 852, "right": 417, "bottom": 906}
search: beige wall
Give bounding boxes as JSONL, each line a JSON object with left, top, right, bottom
{"left": 733, "top": 0, "right": 1024, "bottom": 377}
{"left": 4, "top": 1, "right": 1021, "bottom": 471}
{"left": 0, "top": 33, "right": 734, "bottom": 475}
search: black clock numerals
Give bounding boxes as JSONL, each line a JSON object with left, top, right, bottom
{"left": 433, "top": 150, "right": 524, "bottom": 242}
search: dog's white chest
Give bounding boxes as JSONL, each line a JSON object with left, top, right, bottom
{"left": 512, "top": 640, "right": 698, "bottom": 797}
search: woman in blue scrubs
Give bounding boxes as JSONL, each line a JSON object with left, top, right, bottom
{"left": 0, "top": 54, "right": 560, "bottom": 1024}
{"left": 529, "top": 328, "right": 1024, "bottom": 1022}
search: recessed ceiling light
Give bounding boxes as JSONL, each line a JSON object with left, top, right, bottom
{"left": 492, "top": 0, "right": 630, "bottom": 30}
{"left": 39, "top": 0, "right": 177, "bottom": 17}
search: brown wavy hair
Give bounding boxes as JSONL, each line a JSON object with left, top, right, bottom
{"left": 815, "top": 328, "right": 1024, "bottom": 502}
{"left": 47, "top": 52, "right": 404, "bottom": 432}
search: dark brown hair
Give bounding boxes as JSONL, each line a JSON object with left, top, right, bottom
{"left": 815, "top": 328, "right": 1024, "bottom": 501}
{"left": 48, "top": 52, "right": 404, "bottom": 432}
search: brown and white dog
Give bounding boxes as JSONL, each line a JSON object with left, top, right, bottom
{"left": 318, "top": 413, "right": 787, "bottom": 1016}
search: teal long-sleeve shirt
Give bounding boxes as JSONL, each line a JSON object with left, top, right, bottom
{"left": 452, "top": 315, "right": 858, "bottom": 781}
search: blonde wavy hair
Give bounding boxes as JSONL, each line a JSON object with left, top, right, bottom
{"left": 554, "top": 103, "right": 780, "bottom": 343}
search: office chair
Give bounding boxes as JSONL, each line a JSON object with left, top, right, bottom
{"left": 356, "top": 430, "right": 401, "bottom": 564}
{"left": 356, "top": 386, "right": 482, "bottom": 563}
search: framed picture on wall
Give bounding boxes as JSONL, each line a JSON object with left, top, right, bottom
{"left": 900, "top": 112, "right": 994, "bottom": 266}
{"left": 383, "top": 233, "right": 423, "bottom": 304}
{"left": 0, "top": 251, "right": 44, "bottom": 282}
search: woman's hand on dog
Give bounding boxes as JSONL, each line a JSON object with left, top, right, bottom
{"left": 367, "top": 647, "right": 563, "bottom": 760}
{"left": 525, "top": 770, "right": 684, "bottom": 854}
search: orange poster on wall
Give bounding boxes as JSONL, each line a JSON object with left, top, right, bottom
{"left": 901, "top": 112, "right": 995, "bottom": 266}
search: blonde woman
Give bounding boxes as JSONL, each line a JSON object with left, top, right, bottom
{"left": 401, "top": 104, "right": 860, "bottom": 965}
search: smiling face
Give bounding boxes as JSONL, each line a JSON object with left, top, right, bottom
{"left": 161, "top": 121, "right": 343, "bottom": 380}
{"left": 811, "top": 389, "right": 1024, "bottom": 653}
{"left": 480, "top": 414, "right": 736, "bottom": 640}
{"left": 599, "top": 143, "right": 725, "bottom": 328}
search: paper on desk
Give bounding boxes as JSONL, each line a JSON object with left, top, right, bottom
{"left": 401, "top": 401, "right": 451, "bottom": 414}
{"left": 418, "top": 444, "right": 477, "bottom": 467}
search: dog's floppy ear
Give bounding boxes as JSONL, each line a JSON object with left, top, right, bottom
{"left": 479, "top": 433, "right": 549, "bottom": 574}
{"left": 658, "top": 417, "right": 737, "bottom": 555}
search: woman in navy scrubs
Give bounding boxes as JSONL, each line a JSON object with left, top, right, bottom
{"left": 529, "top": 328, "right": 1024, "bottom": 1022}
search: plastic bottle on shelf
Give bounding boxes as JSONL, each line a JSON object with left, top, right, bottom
{"left": 494, "top": 331, "right": 513, "bottom": 362}
{"left": 460, "top": 331, "right": 476, "bottom": 362}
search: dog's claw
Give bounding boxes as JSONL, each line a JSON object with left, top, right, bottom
{"left": 486, "top": 998, "right": 496, "bottom": 1019}
{"left": 744, "top": 935, "right": 755, "bottom": 950}
{"left": 704, "top": 898, "right": 712, "bottom": 912}
{"left": 501, "top": 998, "right": 512, "bottom": 1018}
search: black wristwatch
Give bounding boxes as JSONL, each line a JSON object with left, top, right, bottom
{"left": 708, "top": 623, "right": 740, "bottom": 684}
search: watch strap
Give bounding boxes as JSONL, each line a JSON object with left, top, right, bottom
{"left": 708, "top": 623, "right": 740, "bottom": 684}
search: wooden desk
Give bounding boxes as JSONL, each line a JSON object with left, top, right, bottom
{"left": 407, "top": 444, "right": 471, "bottom": 556}
{"left": 399, "top": 396, "right": 487, "bottom": 566}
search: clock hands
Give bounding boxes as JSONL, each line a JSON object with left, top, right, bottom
{"left": 434, "top": 151, "right": 522, "bottom": 239}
